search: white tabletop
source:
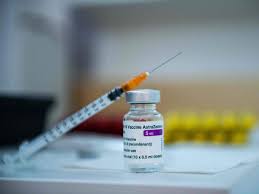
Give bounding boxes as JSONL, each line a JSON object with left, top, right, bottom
{"left": 1, "top": 133, "right": 259, "bottom": 194}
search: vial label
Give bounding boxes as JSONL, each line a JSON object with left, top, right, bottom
{"left": 123, "top": 120, "right": 164, "bottom": 164}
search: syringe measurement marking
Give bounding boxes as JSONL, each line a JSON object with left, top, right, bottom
{"left": 44, "top": 95, "right": 107, "bottom": 144}
{"left": 41, "top": 93, "right": 113, "bottom": 144}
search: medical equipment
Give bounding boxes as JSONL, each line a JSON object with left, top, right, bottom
{"left": 2, "top": 52, "right": 182, "bottom": 164}
{"left": 124, "top": 89, "right": 164, "bottom": 172}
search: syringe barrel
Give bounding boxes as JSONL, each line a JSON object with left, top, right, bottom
{"left": 2, "top": 136, "right": 48, "bottom": 164}
{"left": 1, "top": 72, "right": 150, "bottom": 164}
{"left": 2, "top": 87, "right": 125, "bottom": 164}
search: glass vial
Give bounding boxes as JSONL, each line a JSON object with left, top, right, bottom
{"left": 123, "top": 89, "right": 164, "bottom": 172}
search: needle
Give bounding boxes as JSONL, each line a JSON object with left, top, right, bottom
{"left": 149, "top": 52, "right": 183, "bottom": 74}
{"left": 121, "top": 51, "right": 183, "bottom": 91}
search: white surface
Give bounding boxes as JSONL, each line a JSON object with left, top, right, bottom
{"left": 67, "top": 146, "right": 259, "bottom": 174}
{"left": 34, "top": 134, "right": 259, "bottom": 174}
{"left": 1, "top": 134, "right": 259, "bottom": 194}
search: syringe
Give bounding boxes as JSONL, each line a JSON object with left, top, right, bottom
{"left": 2, "top": 52, "right": 182, "bottom": 164}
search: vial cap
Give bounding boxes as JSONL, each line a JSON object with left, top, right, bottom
{"left": 126, "top": 89, "right": 160, "bottom": 104}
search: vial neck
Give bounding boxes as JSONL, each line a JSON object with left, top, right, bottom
{"left": 130, "top": 103, "right": 156, "bottom": 111}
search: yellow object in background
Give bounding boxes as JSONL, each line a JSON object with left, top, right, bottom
{"left": 164, "top": 112, "right": 184, "bottom": 143}
{"left": 240, "top": 112, "right": 257, "bottom": 130}
{"left": 201, "top": 112, "right": 219, "bottom": 131}
{"left": 182, "top": 112, "right": 199, "bottom": 130}
{"left": 164, "top": 111, "right": 257, "bottom": 145}
{"left": 182, "top": 112, "right": 203, "bottom": 143}
{"left": 211, "top": 131, "right": 226, "bottom": 144}
{"left": 231, "top": 131, "right": 248, "bottom": 145}
{"left": 168, "top": 112, "right": 182, "bottom": 129}
{"left": 222, "top": 111, "right": 238, "bottom": 130}
{"left": 201, "top": 112, "right": 220, "bottom": 143}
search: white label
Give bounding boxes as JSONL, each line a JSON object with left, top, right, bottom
{"left": 123, "top": 120, "right": 164, "bottom": 164}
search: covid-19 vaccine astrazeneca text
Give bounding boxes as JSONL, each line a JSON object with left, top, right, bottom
{"left": 123, "top": 89, "right": 164, "bottom": 173}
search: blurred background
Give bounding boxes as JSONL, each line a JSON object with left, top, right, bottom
{"left": 0, "top": 0, "right": 258, "bottom": 146}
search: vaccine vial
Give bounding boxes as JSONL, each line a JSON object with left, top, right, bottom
{"left": 123, "top": 89, "right": 164, "bottom": 172}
